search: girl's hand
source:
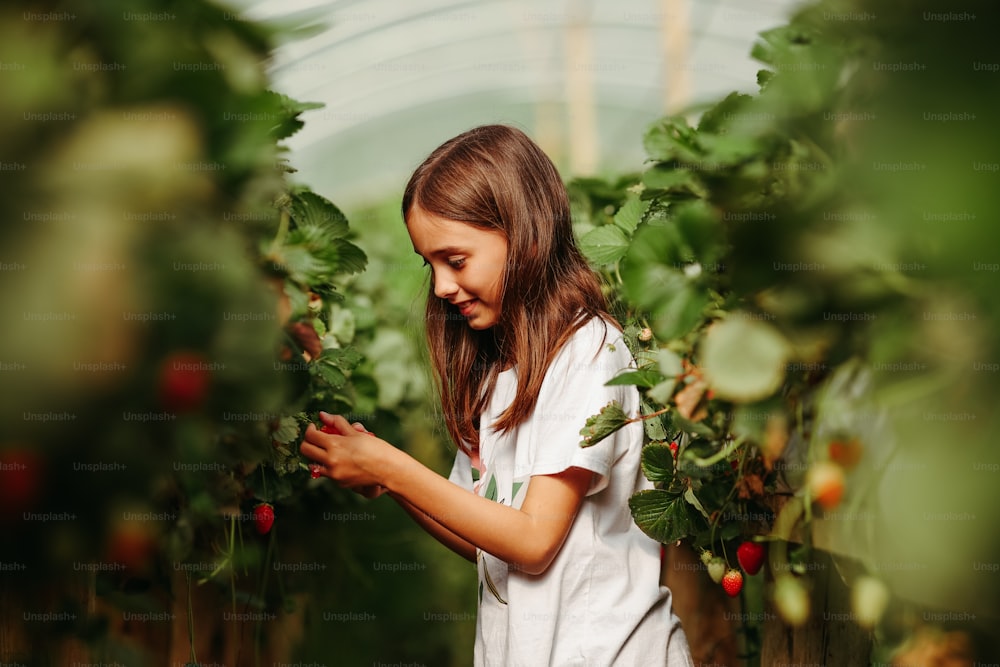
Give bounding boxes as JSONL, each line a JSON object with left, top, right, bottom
{"left": 301, "top": 412, "right": 388, "bottom": 497}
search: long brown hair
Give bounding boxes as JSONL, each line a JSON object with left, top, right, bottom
{"left": 402, "top": 125, "right": 613, "bottom": 451}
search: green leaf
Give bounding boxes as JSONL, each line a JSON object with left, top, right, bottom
{"left": 641, "top": 442, "right": 675, "bottom": 485}
{"left": 697, "top": 92, "right": 754, "bottom": 135}
{"left": 650, "top": 283, "right": 708, "bottom": 341}
{"left": 613, "top": 197, "right": 649, "bottom": 235}
{"left": 628, "top": 489, "right": 699, "bottom": 544}
{"left": 673, "top": 413, "right": 716, "bottom": 439}
{"left": 271, "top": 416, "right": 299, "bottom": 445}
{"left": 278, "top": 226, "right": 368, "bottom": 284}
{"left": 318, "top": 346, "right": 362, "bottom": 370}
{"left": 579, "top": 224, "right": 631, "bottom": 265}
{"left": 311, "top": 361, "right": 347, "bottom": 389}
{"left": 646, "top": 379, "right": 677, "bottom": 406}
{"left": 265, "top": 91, "right": 325, "bottom": 141}
{"left": 672, "top": 200, "right": 724, "bottom": 266}
{"left": 657, "top": 348, "right": 684, "bottom": 377}
{"left": 643, "top": 117, "right": 703, "bottom": 163}
{"left": 683, "top": 487, "right": 710, "bottom": 519}
{"left": 641, "top": 399, "right": 669, "bottom": 441}
{"left": 290, "top": 190, "right": 350, "bottom": 239}
{"left": 700, "top": 317, "right": 790, "bottom": 402}
{"left": 605, "top": 368, "right": 663, "bottom": 389}
{"left": 580, "top": 401, "right": 629, "bottom": 447}
{"left": 641, "top": 166, "right": 705, "bottom": 196}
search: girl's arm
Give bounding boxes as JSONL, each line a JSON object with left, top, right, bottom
{"left": 301, "top": 414, "right": 593, "bottom": 576}
{"left": 388, "top": 492, "right": 477, "bottom": 563}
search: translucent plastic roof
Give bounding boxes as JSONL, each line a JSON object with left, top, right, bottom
{"left": 233, "top": 0, "right": 803, "bottom": 207}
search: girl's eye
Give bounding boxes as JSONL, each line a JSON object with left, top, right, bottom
{"left": 448, "top": 258, "right": 465, "bottom": 269}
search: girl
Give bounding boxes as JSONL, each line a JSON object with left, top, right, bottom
{"left": 301, "top": 125, "right": 693, "bottom": 666}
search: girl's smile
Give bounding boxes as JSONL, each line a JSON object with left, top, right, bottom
{"left": 407, "top": 205, "right": 508, "bottom": 330}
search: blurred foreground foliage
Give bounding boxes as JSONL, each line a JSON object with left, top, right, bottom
{"left": 0, "top": 1, "right": 469, "bottom": 665}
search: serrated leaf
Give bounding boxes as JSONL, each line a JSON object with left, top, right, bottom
{"left": 579, "top": 225, "right": 630, "bottom": 265}
{"left": 271, "top": 416, "right": 300, "bottom": 445}
{"left": 318, "top": 346, "right": 362, "bottom": 370}
{"left": 643, "top": 117, "right": 703, "bottom": 163}
{"left": 641, "top": 443, "right": 675, "bottom": 485}
{"left": 290, "top": 190, "right": 350, "bottom": 238}
{"left": 605, "top": 368, "right": 663, "bottom": 389}
{"left": 329, "top": 238, "right": 368, "bottom": 275}
{"left": 579, "top": 401, "right": 629, "bottom": 447}
{"left": 628, "top": 489, "right": 698, "bottom": 544}
{"left": 311, "top": 361, "right": 347, "bottom": 389}
{"left": 266, "top": 91, "right": 324, "bottom": 140}
{"left": 613, "top": 197, "right": 649, "bottom": 235}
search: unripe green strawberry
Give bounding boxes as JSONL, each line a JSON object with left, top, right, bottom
{"left": 773, "top": 575, "right": 810, "bottom": 627}
{"left": 707, "top": 557, "right": 726, "bottom": 584}
{"left": 851, "top": 575, "right": 890, "bottom": 628}
{"left": 722, "top": 569, "right": 743, "bottom": 597}
{"left": 700, "top": 550, "right": 714, "bottom": 566}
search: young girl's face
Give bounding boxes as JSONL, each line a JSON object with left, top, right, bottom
{"left": 407, "top": 206, "right": 508, "bottom": 330}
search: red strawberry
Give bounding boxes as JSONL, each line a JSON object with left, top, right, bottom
{"left": 253, "top": 503, "right": 274, "bottom": 535}
{"left": 722, "top": 569, "right": 743, "bottom": 597}
{"left": 737, "top": 541, "right": 766, "bottom": 575}
{"left": 669, "top": 441, "right": 679, "bottom": 458}
{"left": 158, "top": 351, "right": 211, "bottom": 412}
{"left": 0, "top": 448, "right": 42, "bottom": 521}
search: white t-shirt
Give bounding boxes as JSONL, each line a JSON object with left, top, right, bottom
{"left": 448, "top": 317, "right": 694, "bottom": 666}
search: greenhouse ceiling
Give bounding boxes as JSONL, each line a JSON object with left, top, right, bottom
{"left": 231, "top": 0, "right": 803, "bottom": 207}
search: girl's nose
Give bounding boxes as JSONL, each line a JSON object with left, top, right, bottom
{"left": 432, "top": 270, "right": 458, "bottom": 300}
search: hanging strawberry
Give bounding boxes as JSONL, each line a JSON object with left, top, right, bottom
{"left": 736, "top": 541, "right": 766, "bottom": 575}
{"left": 722, "top": 569, "right": 744, "bottom": 597}
{"left": 253, "top": 503, "right": 275, "bottom": 535}
{"left": 157, "top": 350, "right": 211, "bottom": 413}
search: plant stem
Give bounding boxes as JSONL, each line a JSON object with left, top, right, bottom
{"left": 627, "top": 404, "right": 672, "bottom": 425}
{"left": 267, "top": 210, "right": 290, "bottom": 258}
{"left": 690, "top": 436, "right": 745, "bottom": 468}
{"left": 186, "top": 571, "right": 198, "bottom": 665}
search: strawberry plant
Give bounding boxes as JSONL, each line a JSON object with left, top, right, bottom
{"left": 577, "top": 0, "right": 1000, "bottom": 661}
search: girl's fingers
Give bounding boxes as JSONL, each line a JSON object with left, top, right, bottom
{"left": 299, "top": 440, "right": 329, "bottom": 463}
